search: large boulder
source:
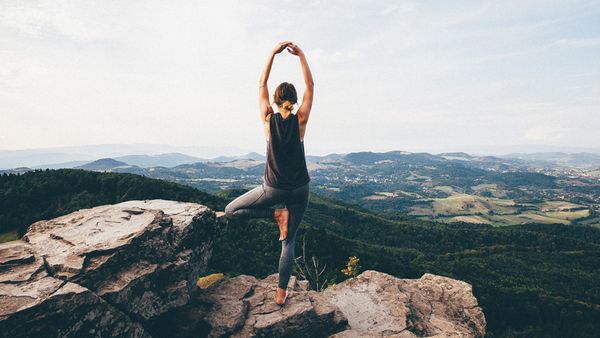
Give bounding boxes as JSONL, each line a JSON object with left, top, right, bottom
{"left": 323, "top": 270, "right": 486, "bottom": 338}
{"left": 0, "top": 240, "right": 148, "bottom": 337}
{"left": 0, "top": 200, "right": 222, "bottom": 337}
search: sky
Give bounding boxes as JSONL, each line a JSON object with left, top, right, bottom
{"left": 1, "top": 0, "right": 599, "bottom": 156}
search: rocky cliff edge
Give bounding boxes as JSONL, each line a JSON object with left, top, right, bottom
{"left": 0, "top": 199, "right": 486, "bottom": 337}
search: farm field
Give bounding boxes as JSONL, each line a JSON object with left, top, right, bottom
{"left": 409, "top": 193, "right": 593, "bottom": 226}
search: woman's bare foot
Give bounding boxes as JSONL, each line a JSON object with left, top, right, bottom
{"left": 274, "top": 208, "right": 289, "bottom": 241}
{"left": 275, "top": 287, "right": 288, "bottom": 305}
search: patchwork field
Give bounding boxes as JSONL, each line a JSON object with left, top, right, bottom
{"left": 470, "top": 183, "right": 508, "bottom": 198}
{"left": 409, "top": 193, "right": 593, "bottom": 226}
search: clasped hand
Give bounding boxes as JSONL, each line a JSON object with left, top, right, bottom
{"left": 272, "top": 41, "right": 303, "bottom": 56}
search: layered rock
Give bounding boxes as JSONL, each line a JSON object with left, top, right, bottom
{"left": 0, "top": 199, "right": 486, "bottom": 337}
{"left": 176, "top": 270, "right": 486, "bottom": 338}
{"left": 165, "top": 273, "right": 348, "bottom": 338}
{"left": 323, "top": 270, "right": 486, "bottom": 338}
{"left": 0, "top": 200, "right": 222, "bottom": 337}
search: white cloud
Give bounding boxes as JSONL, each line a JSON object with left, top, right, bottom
{"left": 0, "top": 1, "right": 122, "bottom": 42}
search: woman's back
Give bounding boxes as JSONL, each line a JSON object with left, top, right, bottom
{"left": 263, "top": 112, "right": 310, "bottom": 189}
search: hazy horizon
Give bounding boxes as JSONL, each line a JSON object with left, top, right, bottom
{"left": 2, "top": 142, "right": 600, "bottom": 158}
{"left": 1, "top": 1, "right": 599, "bottom": 155}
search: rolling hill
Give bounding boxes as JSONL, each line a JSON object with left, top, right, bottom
{"left": 6, "top": 150, "right": 598, "bottom": 228}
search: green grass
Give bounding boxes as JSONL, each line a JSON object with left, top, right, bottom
{"left": 0, "top": 230, "right": 18, "bottom": 242}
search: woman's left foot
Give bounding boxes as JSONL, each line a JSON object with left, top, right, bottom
{"left": 275, "top": 287, "right": 288, "bottom": 305}
{"left": 274, "top": 208, "right": 289, "bottom": 241}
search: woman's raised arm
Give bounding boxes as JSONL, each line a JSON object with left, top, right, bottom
{"left": 287, "top": 43, "right": 314, "bottom": 125}
{"left": 259, "top": 41, "right": 291, "bottom": 122}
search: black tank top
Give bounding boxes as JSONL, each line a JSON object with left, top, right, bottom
{"left": 263, "top": 112, "right": 311, "bottom": 189}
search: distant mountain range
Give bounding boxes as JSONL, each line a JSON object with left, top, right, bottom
{"left": 3, "top": 149, "right": 600, "bottom": 176}
{"left": 0, "top": 150, "right": 350, "bottom": 171}
{"left": 500, "top": 152, "right": 600, "bottom": 168}
{"left": 112, "top": 153, "right": 204, "bottom": 167}
{"left": 2, "top": 143, "right": 599, "bottom": 170}
{"left": 3, "top": 148, "right": 600, "bottom": 172}
{"left": 0, "top": 143, "right": 253, "bottom": 169}
{"left": 75, "top": 158, "right": 132, "bottom": 171}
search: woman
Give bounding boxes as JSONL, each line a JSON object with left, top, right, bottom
{"left": 224, "top": 40, "right": 314, "bottom": 306}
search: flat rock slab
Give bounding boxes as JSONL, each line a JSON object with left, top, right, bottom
{"left": 24, "top": 200, "right": 211, "bottom": 280}
{"left": 323, "top": 270, "right": 486, "bottom": 338}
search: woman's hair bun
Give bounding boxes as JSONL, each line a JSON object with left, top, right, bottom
{"left": 274, "top": 82, "right": 298, "bottom": 109}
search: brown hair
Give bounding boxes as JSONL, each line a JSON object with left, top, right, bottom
{"left": 273, "top": 82, "right": 297, "bottom": 111}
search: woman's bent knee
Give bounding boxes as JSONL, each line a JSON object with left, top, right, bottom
{"left": 224, "top": 202, "right": 236, "bottom": 218}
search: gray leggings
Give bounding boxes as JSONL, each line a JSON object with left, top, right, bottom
{"left": 224, "top": 181, "right": 310, "bottom": 289}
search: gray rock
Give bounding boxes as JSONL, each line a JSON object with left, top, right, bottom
{"left": 323, "top": 270, "right": 486, "bottom": 338}
{"left": 0, "top": 279, "right": 150, "bottom": 338}
{"left": 0, "top": 200, "right": 487, "bottom": 338}
{"left": 330, "top": 328, "right": 417, "bottom": 337}
{"left": 0, "top": 240, "right": 44, "bottom": 284}
{"left": 22, "top": 200, "right": 217, "bottom": 321}
{"left": 0, "top": 199, "right": 220, "bottom": 337}
{"left": 187, "top": 272, "right": 349, "bottom": 338}
{"left": 0, "top": 241, "right": 149, "bottom": 337}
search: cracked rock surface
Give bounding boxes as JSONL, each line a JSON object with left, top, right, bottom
{"left": 178, "top": 273, "right": 349, "bottom": 338}
{"left": 0, "top": 199, "right": 221, "bottom": 337}
{"left": 323, "top": 270, "right": 486, "bottom": 338}
{"left": 0, "top": 200, "right": 486, "bottom": 338}
{"left": 161, "top": 270, "right": 486, "bottom": 338}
